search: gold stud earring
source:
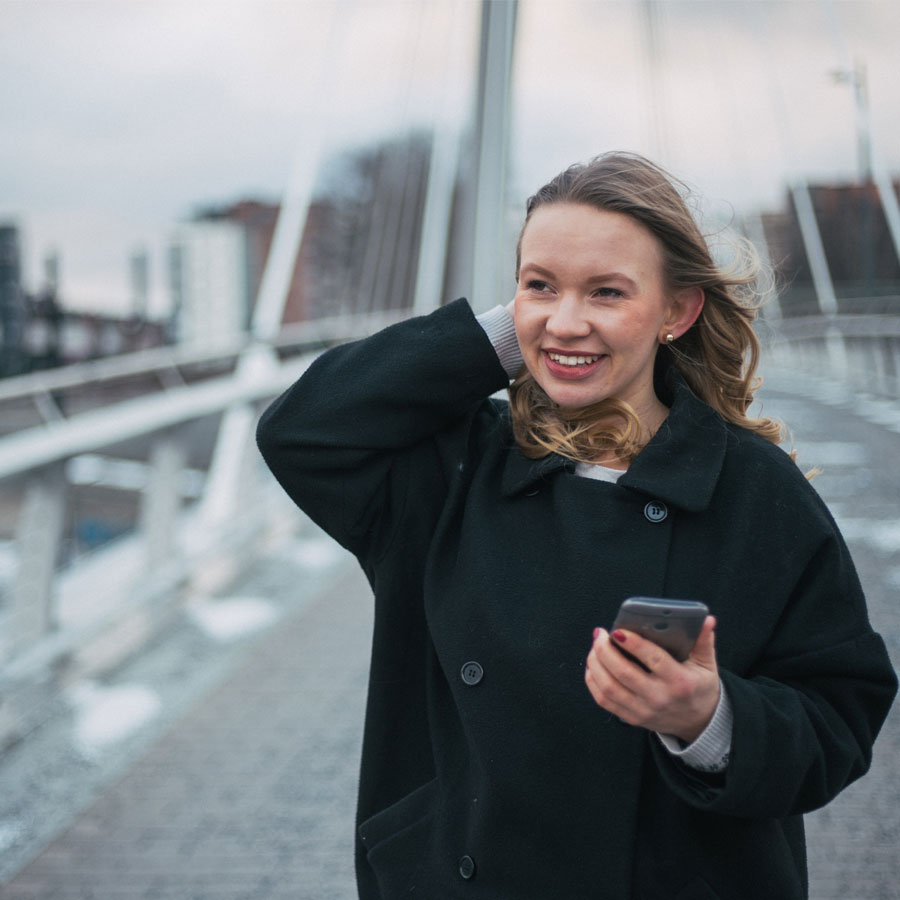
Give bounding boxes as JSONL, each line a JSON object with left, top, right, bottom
{"left": 665, "top": 333, "right": 675, "bottom": 344}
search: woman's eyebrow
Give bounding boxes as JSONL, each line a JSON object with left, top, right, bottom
{"left": 586, "top": 272, "right": 638, "bottom": 291}
{"left": 521, "top": 263, "right": 638, "bottom": 291}
{"left": 519, "top": 263, "right": 556, "bottom": 279}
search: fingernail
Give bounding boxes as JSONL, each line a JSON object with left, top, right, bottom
{"left": 593, "top": 627, "right": 600, "bottom": 641}
{"left": 612, "top": 630, "right": 626, "bottom": 643}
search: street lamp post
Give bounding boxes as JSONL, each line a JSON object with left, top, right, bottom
{"left": 830, "top": 59, "right": 872, "bottom": 184}
{"left": 831, "top": 60, "right": 875, "bottom": 304}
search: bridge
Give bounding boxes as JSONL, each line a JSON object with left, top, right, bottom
{"left": 1, "top": 2, "right": 899, "bottom": 897}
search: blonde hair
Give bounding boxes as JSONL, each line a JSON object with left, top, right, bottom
{"left": 509, "top": 152, "right": 783, "bottom": 465}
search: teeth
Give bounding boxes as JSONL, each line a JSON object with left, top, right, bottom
{"left": 548, "top": 353, "right": 600, "bottom": 366}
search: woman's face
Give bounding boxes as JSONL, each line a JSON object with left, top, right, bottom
{"left": 513, "top": 202, "right": 681, "bottom": 416}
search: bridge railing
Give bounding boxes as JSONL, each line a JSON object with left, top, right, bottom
{"left": 0, "top": 310, "right": 407, "bottom": 749}
{"left": 763, "top": 313, "right": 900, "bottom": 398}
{"left": 0, "top": 0, "right": 511, "bottom": 744}
{"left": 2, "top": 304, "right": 897, "bottom": 748}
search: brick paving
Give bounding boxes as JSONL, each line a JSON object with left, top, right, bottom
{"left": 0, "top": 562, "right": 371, "bottom": 900}
{"left": 0, "top": 374, "right": 898, "bottom": 899}
{"left": 763, "top": 378, "right": 900, "bottom": 900}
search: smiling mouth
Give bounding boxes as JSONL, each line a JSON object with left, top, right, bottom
{"left": 546, "top": 352, "right": 603, "bottom": 367}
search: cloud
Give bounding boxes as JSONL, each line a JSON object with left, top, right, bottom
{"left": 1, "top": 0, "right": 897, "bottom": 315}
{"left": 510, "top": 0, "right": 900, "bottom": 214}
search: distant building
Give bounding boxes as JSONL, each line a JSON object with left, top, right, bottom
{"left": 205, "top": 200, "right": 307, "bottom": 325}
{"left": 170, "top": 199, "right": 310, "bottom": 345}
{"left": 300, "top": 132, "right": 432, "bottom": 320}
{"left": 29, "top": 303, "right": 166, "bottom": 368}
{"left": 129, "top": 248, "right": 150, "bottom": 319}
{"left": 0, "top": 223, "right": 166, "bottom": 377}
{"left": 761, "top": 180, "right": 900, "bottom": 316}
{"left": 166, "top": 132, "right": 434, "bottom": 342}
{"left": 169, "top": 218, "right": 250, "bottom": 344}
{"left": 0, "top": 224, "right": 26, "bottom": 376}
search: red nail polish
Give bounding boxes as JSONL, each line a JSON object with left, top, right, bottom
{"left": 593, "top": 627, "right": 600, "bottom": 641}
{"left": 612, "top": 630, "right": 626, "bottom": 643}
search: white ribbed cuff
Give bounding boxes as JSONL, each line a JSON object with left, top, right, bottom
{"left": 476, "top": 305, "right": 523, "bottom": 378}
{"left": 656, "top": 684, "right": 733, "bottom": 773}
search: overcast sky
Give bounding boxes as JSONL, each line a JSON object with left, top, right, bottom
{"left": 2, "top": 0, "right": 898, "bottom": 316}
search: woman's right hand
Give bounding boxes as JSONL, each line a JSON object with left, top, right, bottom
{"left": 585, "top": 617, "right": 721, "bottom": 744}
{"left": 505, "top": 297, "right": 515, "bottom": 318}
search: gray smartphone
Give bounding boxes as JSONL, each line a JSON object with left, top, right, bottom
{"left": 611, "top": 597, "right": 710, "bottom": 663}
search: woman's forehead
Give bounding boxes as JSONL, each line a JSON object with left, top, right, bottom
{"left": 520, "top": 203, "right": 663, "bottom": 277}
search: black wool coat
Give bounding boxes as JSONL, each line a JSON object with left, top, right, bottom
{"left": 256, "top": 299, "right": 896, "bottom": 900}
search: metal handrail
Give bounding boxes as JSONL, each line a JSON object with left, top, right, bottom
{"left": 0, "top": 309, "right": 411, "bottom": 405}
{"left": 766, "top": 314, "right": 900, "bottom": 341}
{"left": 3, "top": 309, "right": 897, "bottom": 483}
{"left": 0, "top": 354, "right": 301, "bottom": 481}
{"left": 0, "top": 309, "right": 412, "bottom": 482}
{"left": 0, "top": 334, "right": 247, "bottom": 402}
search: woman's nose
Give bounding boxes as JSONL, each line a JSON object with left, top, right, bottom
{"left": 546, "top": 294, "right": 591, "bottom": 338}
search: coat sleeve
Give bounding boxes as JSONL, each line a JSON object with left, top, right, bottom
{"left": 255, "top": 298, "right": 510, "bottom": 561}
{"left": 650, "top": 495, "right": 897, "bottom": 819}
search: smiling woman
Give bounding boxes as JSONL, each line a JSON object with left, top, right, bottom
{"left": 256, "top": 150, "right": 896, "bottom": 899}
{"left": 511, "top": 202, "right": 703, "bottom": 457}
{"left": 509, "top": 152, "right": 775, "bottom": 466}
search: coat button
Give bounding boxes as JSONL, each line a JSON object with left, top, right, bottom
{"left": 460, "top": 661, "right": 484, "bottom": 686}
{"left": 644, "top": 500, "right": 668, "bottom": 522}
{"left": 458, "top": 855, "right": 476, "bottom": 879}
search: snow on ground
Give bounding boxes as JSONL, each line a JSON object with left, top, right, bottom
{"left": 67, "top": 681, "right": 163, "bottom": 759}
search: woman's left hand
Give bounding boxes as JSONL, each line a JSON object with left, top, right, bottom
{"left": 584, "top": 616, "right": 720, "bottom": 744}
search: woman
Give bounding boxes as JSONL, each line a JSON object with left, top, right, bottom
{"left": 256, "top": 152, "right": 896, "bottom": 899}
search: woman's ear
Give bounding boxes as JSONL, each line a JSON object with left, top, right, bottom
{"left": 663, "top": 287, "right": 704, "bottom": 341}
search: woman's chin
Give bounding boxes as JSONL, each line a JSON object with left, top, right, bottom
{"left": 543, "top": 384, "right": 609, "bottom": 409}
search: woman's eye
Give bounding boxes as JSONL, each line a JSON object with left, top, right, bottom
{"left": 594, "top": 287, "right": 624, "bottom": 299}
{"left": 525, "top": 279, "right": 550, "bottom": 292}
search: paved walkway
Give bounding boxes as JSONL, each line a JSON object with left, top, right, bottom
{"left": 0, "top": 370, "right": 898, "bottom": 899}
{"left": 0, "top": 550, "right": 371, "bottom": 900}
{"left": 760, "top": 373, "right": 900, "bottom": 900}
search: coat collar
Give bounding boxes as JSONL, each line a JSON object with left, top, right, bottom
{"left": 500, "top": 367, "right": 728, "bottom": 512}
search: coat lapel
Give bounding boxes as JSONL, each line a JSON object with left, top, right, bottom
{"left": 620, "top": 372, "right": 728, "bottom": 512}
{"left": 499, "top": 447, "right": 572, "bottom": 497}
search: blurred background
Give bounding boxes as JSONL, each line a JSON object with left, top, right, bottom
{"left": 3, "top": 0, "right": 899, "bottom": 334}
{"left": 0, "top": 1, "right": 898, "bottom": 897}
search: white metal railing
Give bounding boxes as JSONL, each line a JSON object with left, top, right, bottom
{"left": 2, "top": 305, "right": 896, "bottom": 754}
{"left": 0, "top": 311, "right": 412, "bottom": 430}
{"left": 0, "top": 309, "right": 411, "bottom": 749}
{"left": 763, "top": 314, "right": 900, "bottom": 398}
{"left": 0, "top": 334, "right": 246, "bottom": 406}
{"left": 0, "top": 0, "right": 488, "bottom": 748}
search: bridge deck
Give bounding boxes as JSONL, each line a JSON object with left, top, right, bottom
{"left": 0, "top": 373, "right": 898, "bottom": 899}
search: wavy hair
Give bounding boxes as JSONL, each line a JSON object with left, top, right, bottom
{"left": 508, "top": 151, "right": 784, "bottom": 465}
